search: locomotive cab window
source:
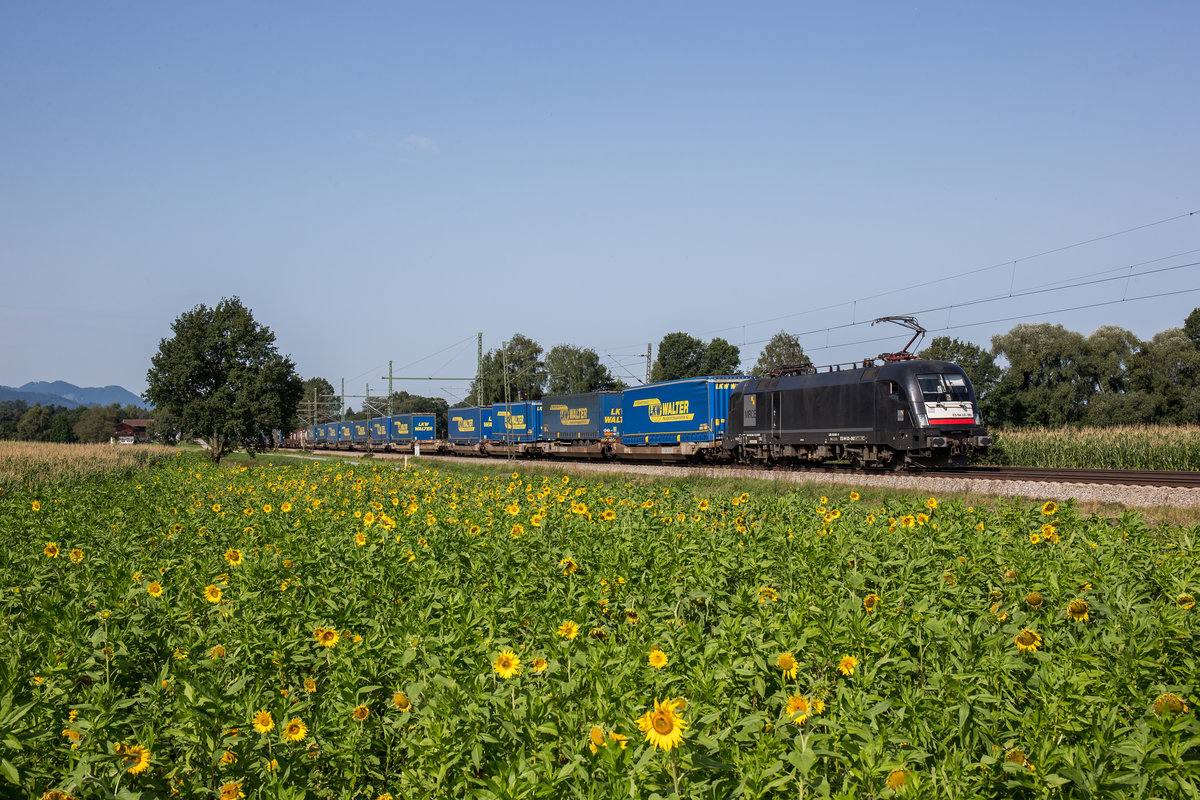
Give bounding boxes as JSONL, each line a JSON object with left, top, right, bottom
{"left": 917, "top": 373, "right": 971, "bottom": 402}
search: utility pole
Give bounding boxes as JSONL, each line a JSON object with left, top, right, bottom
{"left": 385, "top": 360, "right": 393, "bottom": 416}
{"left": 646, "top": 343, "right": 652, "bottom": 384}
{"left": 477, "top": 332, "right": 483, "bottom": 406}
{"left": 340, "top": 378, "right": 345, "bottom": 420}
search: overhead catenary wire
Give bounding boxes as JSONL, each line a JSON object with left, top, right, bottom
{"left": 599, "top": 208, "right": 1199, "bottom": 354}
{"left": 795, "top": 285, "right": 1200, "bottom": 355}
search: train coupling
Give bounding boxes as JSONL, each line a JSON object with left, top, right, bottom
{"left": 927, "top": 435, "right": 993, "bottom": 449}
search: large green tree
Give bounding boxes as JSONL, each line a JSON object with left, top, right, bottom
{"left": 16, "top": 405, "right": 54, "bottom": 442}
{"left": 650, "top": 332, "right": 706, "bottom": 382}
{"left": 145, "top": 297, "right": 303, "bottom": 462}
{"left": 701, "top": 337, "right": 742, "bottom": 376}
{"left": 545, "top": 344, "right": 618, "bottom": 395}
{"left": 988, "top": 323, "right": 1089, "bottom": 427}
{"left": 1125, "top": 327, "right": 1200, "bottom": 424}
{"left": 752, "top": 331, "right": 810, "bottom": 375}
{"left": 467, "top": 333, "right": 547, "bottom": 404}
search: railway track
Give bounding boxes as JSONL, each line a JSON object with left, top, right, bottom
{"left": 288, "top": 446, "right": 1200, "bottom": 490}
{"left": 946, "top": 465, "right": 1200, "bottom": 489}
{"left": 697, "top": 462, "right": 1200, "bottom": 489}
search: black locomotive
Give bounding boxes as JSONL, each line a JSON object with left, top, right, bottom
{"left": 723, "top": 358, "right": 991, "bottom": 469}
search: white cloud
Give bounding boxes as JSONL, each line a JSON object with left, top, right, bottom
{"left": 401, "top": 135, "right": 437, "bottom": 152}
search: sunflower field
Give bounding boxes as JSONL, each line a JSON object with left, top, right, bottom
{"left": 2, "top": 452, "right": 1198, "bottom": 799}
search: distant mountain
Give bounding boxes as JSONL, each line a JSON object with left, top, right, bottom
{"left": 0, "top": 381, "right": 149, "bottom": 409}
{"left": 0, "top": 386, "right": 81, "bottom": 408}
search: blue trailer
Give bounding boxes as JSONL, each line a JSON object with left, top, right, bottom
{"left": 336, "top": 420, "right": 354, "bottom": 445}
{"left": 449, "top": 407, "right": 482, "bottom": 445}
{"left": 492, "top": 401, "right": 542, "bottom": 443}
{"left": 480, "top": 407, "right": 498, "bottom": 441}
{"left": 311, "top": 425, "right": 327, "bottom": 446}
{"left": 412, "top": 413, "right": 436, "bottom": 440}
{"left": 542, "top": 392, "right": 621, "bottom": 441}
{"left": 621, "top": 377, "right": 745, "bottom": 446}
{"left": 390, "top": 413, "right": 437, "bottom": 443}
{"left": 369, "top": 417, "right": 390, "bottom": 446}
{"left": 351, "top": 420, "right": 370, "bottom": 445}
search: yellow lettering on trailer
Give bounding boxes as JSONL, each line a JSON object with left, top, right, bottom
{"left": 632, "top": 398, "right": 693, "bottom": 423}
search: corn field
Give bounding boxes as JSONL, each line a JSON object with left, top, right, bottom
{"left": 984, "top": 425, "right": 1200, "bottom": 471}
{"left": 0, "top": 442, "right": 173, "bottom": 489}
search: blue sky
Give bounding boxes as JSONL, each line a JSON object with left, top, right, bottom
{"left": 3, "top": 3, "right": 1198, "bottom": 404}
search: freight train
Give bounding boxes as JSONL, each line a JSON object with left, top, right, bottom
{"left": 295, "top": 355, "right": 991, "bottom": 469}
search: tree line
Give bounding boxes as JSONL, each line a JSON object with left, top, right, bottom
{"left": 0, "top": 401, "right": 158, "bottom": 443}
{"left": 924, "top": 308, "right": 1200, "bottom": 428}
{"left": 8, "top": 300, "right": 1199, "bottom": 456}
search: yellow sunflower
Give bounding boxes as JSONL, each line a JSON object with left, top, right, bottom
{"left": 637, "top": 698, "right": 688, "bottom": 751}
{"left": 557, "top": 620, "right": 579, "bottom": 639}
{"left": 838, "top": 656, "right": 858, "bottom": 676}
{"left": 121, "top": 743, "right": 152, "bottom": 775}
{"left": 44, "top": 542, "right": 60, "bottom": 558}
{"left": 863, "top": 593, "right": 879, "bottom": 613}
{"left": 849, "top": 491, "right": 860, "bottom": 502}
{"left": 1066, "top": 599, "right": 1090, "bottom": 622}
{"left": 886, "top": 768, "right": 908, "bottom": 791}
{"left": 698, "top": 499, "right": 710, "bottom": 511}
{"left": 1041, "top": 501, "right": 1057, "bottom": 515}
{"left": 493, "top": 650, "right": 520, "bottom": 679}
{"left": 31, "top": 500, "right": 42, "bottom": 511}
{"left": 1014, "top": 629, "right": 1042, "bottom": 653}
{"left": 281, "top": 717, "right": 307, "bottom": 743}
{"left": 281, "top": 502, "right": 292, "bottom": 513}
{"left": 314, "top": 627, "right": 340, "bottom": 648}
{"left": 352, "top": 705, "right": 370, "bottom": 722}
{"left": 1024, "top": 592, "right": 1044, "bottom": 609}
{"left": 252, "top": 710, "right": 274, "bottom": 734}
{"left": 758, "top": 586, "right": 779, "bottom": 603}
{"left": 648, "top": 648, "right": 668, "bottom": 669}
{"left": 204, "top": 585, "right": 223, "bottom": 603}
{"left": 785, "top": 694, "right": 810, "bottom": 724}
{"left": 775, "top": 652, "right": 798, "bottom": 680}
{"left": 1177, "top": 593, "right": 1196, "bottom": 610}
{"left": 531, "top": 657, "right": 549, "bottom": 673}
{"left": 68, "top": 548, "right": 84, "bottom": 563}
{"left": 219, "top": 782, "right": 242, "bottom": 800}
{"left": 559, "top": 557, "right": 579, "bottom": 575}
{"left": 1153, "top": 693, "right": 1189, "bottom": 717}
{"left": 147, "top": 582, "right": 163, "bottom": 598}
{"left": 925, "top": 497, "right": 937, "bottom": 510}
{"left": 224, "top": 548, "right": 243, "bottom": 566}
{"left": 393, "top": 692, "right": 412, "bottom": 711}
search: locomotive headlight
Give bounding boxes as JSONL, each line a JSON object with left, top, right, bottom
{"left": 974, "top": 409, "right": 983, "bottom": 425}
{"left": 914, "top": 405, "right": 929, "bottom": 428}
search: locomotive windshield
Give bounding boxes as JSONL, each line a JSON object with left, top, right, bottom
{"left": 917, "top": 373, "right": 972, "bottom": 403}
